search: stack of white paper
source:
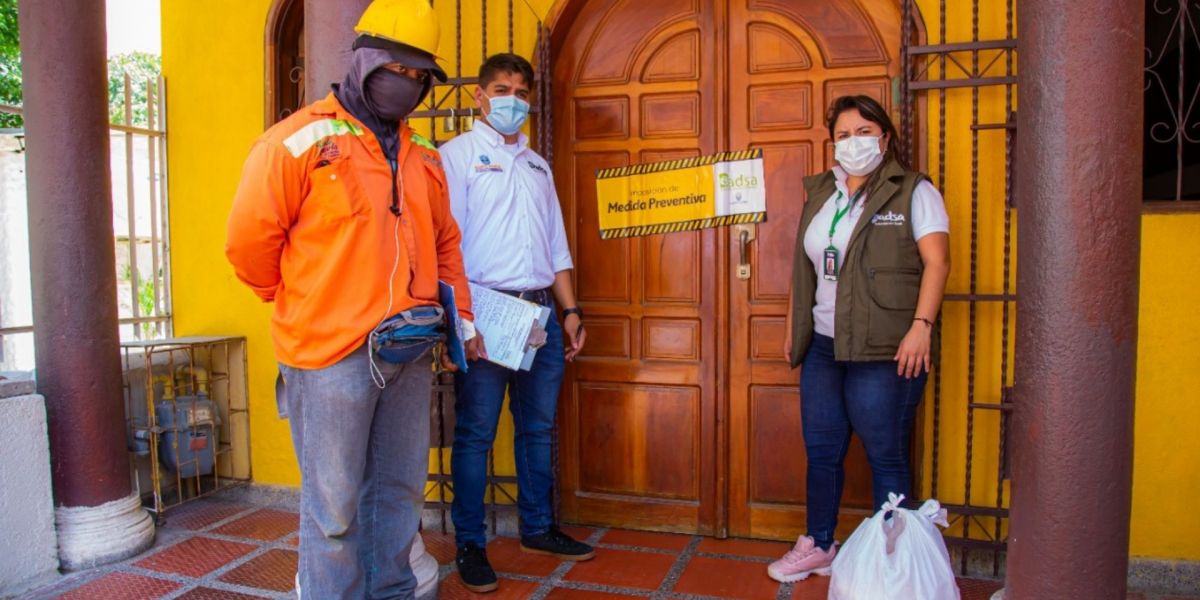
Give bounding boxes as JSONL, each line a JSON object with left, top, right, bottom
{"left": 468, "top": 284, "right": 552, "bottom": 371}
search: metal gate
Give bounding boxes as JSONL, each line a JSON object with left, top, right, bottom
{"left": 899, "top": 0, "right": 1017, "bottom": 576}
{"left": 408, "top": 0, "right": 556, "bottom": 536}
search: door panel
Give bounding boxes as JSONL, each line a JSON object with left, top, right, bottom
{"left": 555, "top": 0, "right": 901, "bottom": 539}
{"left": 727, "top": 0, "right": 901, "bottom": 540}
{"left": 554, "top": 0, "right": 721, "bottom": 535}
{"left": 577, "top": 382, "right": 700, "bottom": 500}
{"left": 574, "top": 152, "right": 632, "bottom": 304}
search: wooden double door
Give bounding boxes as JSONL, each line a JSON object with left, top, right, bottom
{"left": 551, "top": 0, "right": 903, "bottom": 539}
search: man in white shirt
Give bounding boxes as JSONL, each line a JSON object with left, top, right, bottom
{"left": 440, "top": 53, "right": 592, "bottom": 594}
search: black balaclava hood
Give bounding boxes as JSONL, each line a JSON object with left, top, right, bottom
{"left": 334, "top": 46, "right": 431, "bottom": 161}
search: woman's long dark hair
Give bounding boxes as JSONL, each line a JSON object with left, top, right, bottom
{"left": 825, "top": 95, "right": 907, "bottom": 170}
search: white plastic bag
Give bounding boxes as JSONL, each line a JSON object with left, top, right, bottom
{"left": 829, "top": 493, "right": 961, "bottom": 600}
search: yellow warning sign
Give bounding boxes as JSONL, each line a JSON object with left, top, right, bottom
{"left": 595, "top": 149, "right": 767, "bottom": 239}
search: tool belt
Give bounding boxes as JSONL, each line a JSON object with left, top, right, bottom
{"left": 369, "top": 305, "right": 445, "bottom": 364}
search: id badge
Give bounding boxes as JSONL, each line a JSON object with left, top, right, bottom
{"left": 823, "top": 246, "right": 839, "bottom": 281}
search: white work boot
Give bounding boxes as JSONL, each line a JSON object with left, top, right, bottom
{"left": 295, "top": 535, "right": 437, "bottom": 598}
{"left": 411, "top": 533, "right": 439, "bottom": 600}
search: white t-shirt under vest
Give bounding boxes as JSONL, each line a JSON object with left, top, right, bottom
{"left": 803, "top": 166, "right": 950, "bottom": 339}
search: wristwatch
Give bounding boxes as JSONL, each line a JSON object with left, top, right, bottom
{"left": 562, "top": 307, "right": 584, "bottom": 320}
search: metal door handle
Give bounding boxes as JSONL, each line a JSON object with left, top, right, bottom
{"left": 735, "top": 224, "right": 755, "bottom": 280}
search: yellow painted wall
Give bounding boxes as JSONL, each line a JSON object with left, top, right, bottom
{"left": 1130, "top": 214, "right": 1200, "bottom": 560}
{"left": 912, "top": 0, "right": 1016, "bottom": 547}
{"left": 162, "top": 0, "right": 299, "bottom": 485}
{"left": 163, "top": 0, "right": 1198, "bottom": 560}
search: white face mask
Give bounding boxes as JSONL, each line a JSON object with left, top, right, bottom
{"left": 834, "top": 135, "right": 885, "bottom": 176}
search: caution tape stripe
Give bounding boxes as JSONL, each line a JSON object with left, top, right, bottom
{"left": 595, "top": 148, "right": 764, "bottom": 180}
{"left": 598, "top": 212, "right": 767, "bottom": 239}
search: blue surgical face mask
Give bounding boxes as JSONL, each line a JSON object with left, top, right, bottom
{"left": 484, "top": 94, "right": 530, "bottom": 135}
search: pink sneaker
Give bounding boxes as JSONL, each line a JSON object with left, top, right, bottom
{"left": 766, "top": 535, "right": 836, "bottom": 583}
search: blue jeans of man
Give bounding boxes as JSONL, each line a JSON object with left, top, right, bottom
{"left": 451, "top": 309, "right": 565, "bottom": 547}
{"left": 800, "top": 333, "right": 927, "bottom": 551}
{"left": 278, "top": 344, "right": 432, "bottom": 599}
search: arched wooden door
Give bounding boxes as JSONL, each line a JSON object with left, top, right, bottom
{"left": 552, "top": 0, "right": 902, "bottom": 540}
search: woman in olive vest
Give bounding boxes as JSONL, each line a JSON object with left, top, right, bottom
{"left": 767, "top": 95, "right": 951, "bottom": 584}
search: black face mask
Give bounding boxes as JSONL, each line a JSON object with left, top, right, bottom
{"left": 363, "top": 68, "right": 425, "bottom": 122}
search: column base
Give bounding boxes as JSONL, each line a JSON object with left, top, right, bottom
{"left": 55, "top": 492, "right": 155, "bottom": 571}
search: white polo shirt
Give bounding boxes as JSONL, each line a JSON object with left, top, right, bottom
{"left": 440, "top": 121, "right": 574, "bottom": 291}
{"left": 803, "top": 166, "right": 950, "bottom": 338}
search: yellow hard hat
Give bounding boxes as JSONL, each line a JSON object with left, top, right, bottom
{"left": 355, "top": 0, "right": 441, "bottom": 59}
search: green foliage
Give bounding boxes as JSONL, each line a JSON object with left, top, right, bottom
{"left": 0, "top": 0, "right": 162, "bottom": 130}
{"left": 0, "top": 0, "right": 20, "bottom": 129}
{"left": 138, "top": 276, "right": 157, "bottom": 336}
{"left": 108, "top": 52, "right": 162, "bottom": 127}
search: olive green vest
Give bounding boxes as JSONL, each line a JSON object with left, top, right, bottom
{"left": 789, "top": 158, "right": 931, "bottom": 366}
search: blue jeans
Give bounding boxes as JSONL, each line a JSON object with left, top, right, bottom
{"left": 278, "top": 344, "right": 432, "bottom": 599}
{"left": 451, "top": 310, "right": 565, "bottom": 547}
{"left": 800, "top": 333, "right": 926, "bottom": 551}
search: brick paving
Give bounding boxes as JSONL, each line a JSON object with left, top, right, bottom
{"left": 18, "top": 495, "right": 1200, "bottom": 599}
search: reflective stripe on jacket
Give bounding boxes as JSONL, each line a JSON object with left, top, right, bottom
{"left": 226, "top": 93, "right": 473, "bottom": 369}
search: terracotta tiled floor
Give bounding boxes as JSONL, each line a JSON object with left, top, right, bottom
{"left": 164, "top": 500, "right": 255, "bottom": 531}
{"left": 174, "top": 588, "right": 269, "bottom": 600}
{"left": 598, "top": 529, "right": 692, "bottom": 552}
{"left": 133, "top": 536, "right": 259, "bottom": 578}
{"left": 53, "top": 572, "right": 181, "bottom": 600}
{"left": 439, "top": 573, "right": 541, "bottom": 599}
{"left": 674, "top": 556, "right": 783, "bottom": 598}
{"left": 544, "top": 589, "right": 648, "bottom": 600}
{"left": 22, "top": 494, "right": 1200, "bottom": 599}
{"left": 211, "top": 509, "right": 300, "bottom": 542}
{"left": 561, "top": 547, "right": 678, "bottom": 590}
{"left": 485, "top": 537, "right": 562, "bottom": 577}
{"left": 217, "top": 549, "right": 298, "bottom": 592}
{"left": 695, "top": 537, "right": 792, "bottom": 560}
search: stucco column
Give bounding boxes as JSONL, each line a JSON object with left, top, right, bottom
{"left": 18, "top": 0, "right": 154, "bottom": 568}
{"left": 304, "top": 0, "right": 372, "bottom": 102}
{"left": 1005, "top": 0, "right": 1144, "bottom": 598}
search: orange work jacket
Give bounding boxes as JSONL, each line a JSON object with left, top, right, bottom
{"left": 226, "top": 93, "right": 473, "bottom": 369}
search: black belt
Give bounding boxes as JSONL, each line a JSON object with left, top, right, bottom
{"left": 497, "top": 288, "right": 552, "bottom": 307}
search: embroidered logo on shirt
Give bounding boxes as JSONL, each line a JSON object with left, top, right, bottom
{"left": 527, "top": 161, "right": 548, "bottom": 176}
{"left": 316, "top": 139, "right": 341, "bottom": 162}
{"left": 420, "top": 152, "right": 443, "bottom": 169}
{"left": 474, "top": 154, "right": 504, "bottom": 172}
{"left": 871, "top": 211, "right": 906, "bottom": 226}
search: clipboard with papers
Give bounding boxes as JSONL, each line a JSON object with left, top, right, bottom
{"left": 468, "top": 284, "right": 553, "bottom": 371}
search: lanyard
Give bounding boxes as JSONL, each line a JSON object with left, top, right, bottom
{"left": 827, "top": 187, "right": 866, "bottom": 245}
